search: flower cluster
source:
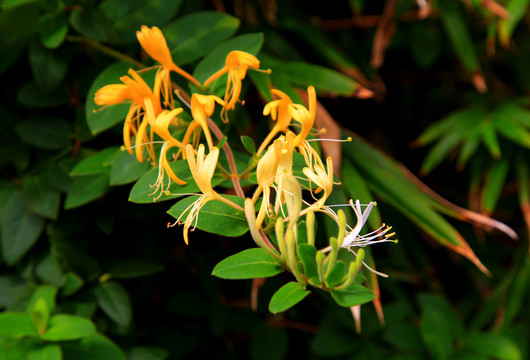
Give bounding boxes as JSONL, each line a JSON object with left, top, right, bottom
{"left": 95, "top": 26, "right": 396, "bottom": 276}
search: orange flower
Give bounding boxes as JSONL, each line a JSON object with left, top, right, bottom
{"left": 189, "top": 93, "right": 225, "bottom": 149}
{"left": 289, "top": 86, "right": 316, "bottom": 147}
{"left": 257, "top": 89, "right": 293, "bottom": 155}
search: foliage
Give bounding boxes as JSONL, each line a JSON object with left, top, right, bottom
{"left": 0, "top": 0, "right": 528, "bottom": 359}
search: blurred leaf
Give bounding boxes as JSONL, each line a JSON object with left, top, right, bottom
{"left": 330, "top": 283, "right": 375, "bottom": 307}
{"left": 61, "top": 333, "right": 126, "bottom": 360}
{"left": 22, "top": 173, "right": 61, "bottom": 220}
{"left": 95, "top": 281, "right": 132, "bottom": 327}
{"left": 240, "top": 135, "right": 256, "bottom": 154}
{"left": 17, "top": 82, "right": 69, "bottom": 108}
{"left": 69, "top": 4, "right": 115, "bottom": 42}
{"left": 86, "top": 62, "right": 132, "bottom": 135}
{"left": 419, "top": 293, "right": 462, "bottom": 360}
{"left": 47, "top": 157, "right": 77, "bottom": 193}
{"left": 102, "top": 258, "right": 164, "bottom": 279}
{"left": 35, "top": 252, "right": 65, "bottom": 287}
{"left": 52, "top": 239, "right": 100, "bottom": 281}
{"left": 498, "top": 0, "right": 529, "bottom": 46}
{"left": 109, "top": 150, "right": 151, "bottom": 185}
{"left": 459, "top": 333, "right": 522, "bottom": 360}
{"left": 61, "top": 272, "right": 84, "bottom": 297}
{"left": 164, "top": 11, "right": 239, "bottom": 65}
{"left": 0, "top": 312, "right": 37, "bottom": 338}
{"left": 64, "top": 173, "right": 109, "bottom": 210}
{"left": 278, "top": 61, "right": 358, "bottom": 96}
{"left": 70, "top": 147, "right": 119, "bottom": 176}
{"left": 250, "top": 324, "right": 288, "bottom": 360}
{"left": 438, "top": 0, "right": 480, "bottom": 71}
{"left": 27, "top": 343, "right": 62, "bottom": 360}
{"left": 409, "top": 22, "right": 442, "bottom": 69}
{"left": 193, "top": 33, "right": 264, "bottom": 84}
{"left": 494, "top": 108, "right": 530, "bottom": 147}
{"left": 26, "top": 285, "right": 57, "bottom": 321}
{"left": 212, "top": 248, "right": 283, "bottom": 279}
{"left": 383, "top": 323, "right": 426, "bottom": 353}
{"left": 30, "top": 298, "right": 49, "bottom": 335}
{"left": 0, "top": 275, "right": 31, "bottom": 308}
{"left": 41, "top": 315, "right": 96, "bottom": 341}
{"left": 167, "top": 195, "right": 249, "bottom": 238}
{"left": 101, "top": 0, "right": 182, "bottom": 43}
{"left": 15, "top": 117, "right": 71, "bottom": 150}
{"left": 268, "top": 282, "right": 310, "bottom": 314}
{"left": 128, "top": 347, "right": 169, "bottom": 360}
{"left": 39, "top": 11, "right": 68, "bottom": 49}
{"left": 1, "top": 191, "right": 45, "bottom": 266}
{"left": 481, "top": 158, "right": 510, "bottom": 213}
{"left": 28, "top": 40, "right": 67, "bottom": 92}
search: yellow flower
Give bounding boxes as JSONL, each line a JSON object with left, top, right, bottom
{"left": 189, "top": 93, "right": 225, "bottom": 149}
{"left": 203, "top": 50, "right": 261, "bottom": 121}
{"left": 95, "top": 69, "right": 159, "bottom": 162}
{"left": 257, "top": 89, "right": 293, "bottom": 155}
{"left": 136, "top": 25, "right": 200, "bottom": 106}
{"left": 302, "top": 156, "right": 334, "bottom": 213}
{"left": 289, "top": 86, "right": 316, "bottom": 147}
{"left": 178, "top": 144, "right": 219, "bottom": 244}
{"left": 254, "top": 138, "right": 283, "bottom": 227}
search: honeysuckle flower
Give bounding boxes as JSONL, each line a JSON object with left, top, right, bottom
{"left": 301, "top": 156, "right": 334, "bottom": 213}
{"left": 95, "top": 69, "right": 160, "bottom": 161}
{"left": 254, "top": 138, "right": 282, "bottom": 227}
{"left": 257, "top": 89, "right": 293, "bottom": 155}
{"left": 289, "top": 86, "right": 316, "bottom": 147}
{"left": 341, "top": 199, "right": 396, "bottom": 248}
{"left": 189, "top": 93, "right": 225, "bottom": 149}
{"left": 203, "top": 50, "right": 261, "bottom": 121}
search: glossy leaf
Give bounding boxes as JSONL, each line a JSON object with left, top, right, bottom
{"left": 109, "top": 150, "right": 151, "bottom": 185}
{"left": 325, "top": 261, "right": 347, "bottom": 288}
{"left": 70, "top": 147, "right": 119, "bottom": 176}
{"left": 330, "top": 283, "right": 375, "bottom": 307}
{"left": 28, "top": 343, "right": 62, "bottom": 360}
{"left": 95, "top": 281, "right": 132, "bottom": 327}
{"left": 164, "top": 11, "right": 240, "bottom": 65}
{"left": 21, "top": 173, "right": 60, "bottom": 220}
{"left": 212, "top": 248, "right": 283, "bottom": 279}
{"left": 0, "top": 312, "right": 37, "bottom": 338}
{"left": 297, "top": 243, "right": 319, "bottom": 283}
{"left": 268, "top": 282, "right": 310, "bottom": 314}
{"left": 61, "top": 334, "right": 126, "bottom": 360}
{"left": 167, "top": 195, "right": 249, "bottom": 237}
{"left": 64, "top": 173, "right": 109, "bottom": 210}
{"left": 41, "top": 315, "right": 96, "bottom": 341}
{"left": 39, "top": 11, "right": 68, "bottom": 49}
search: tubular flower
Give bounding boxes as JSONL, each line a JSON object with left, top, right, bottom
{"left": 203, "top": 50, "right": 261, "bottom": 121}
{"left": 301, "top": 156, "right": 334, "bottom": 213}
{"left": 95, "top": 69, "right": 159, "bottom": 161}
{"left": 190, "top": 93, "right": 225, "bottom": 149}
{"left": 257, "top": 89, "right": 294, "bottom": 155}
{"left": 136, "top": 26, "right": 200, "bottom": 106}
{"left": 254, "top": 138, "right": 283, "bottom": 228}
{"left": 341, "top": 199, "right": 396, "bottom": 249}
{"left": 178, "top": 144, "right": 220, "bottom": 244}
{"left": 289, "top": 86, "right": 316, "bottom": 147}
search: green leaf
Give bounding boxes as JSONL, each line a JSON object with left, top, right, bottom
{"left": 250, "top": 324, "right": 288, "bottom": 360}
{"left": 268, "top": 282, "right": 310, "bottom": 314}
{"left": 297, "top": 243, "right": 319, "bottom": 284}
{"left": 330, "top": 283, "right": 375, "bottom": 307}
{"left": 61, "top": 334, "right": 126, "bottom": 360}
{"left": 278, "top": 61, "right": 357, "bottom": 96}
{"left": 41, "top": 315, "right": 96, "bottom": 341}
{"left": 15, "top": 117, "right": 71, "bottom": 150}
{"left": 167, "top": 195, "right": 249, "bottom": 238}
{"left": 28, "top": 343, "right": 62, "bottom": 360}
{"left": 498, "top": 0, "right": 529, "bottom": 46}
{"left": 27, "top": 285, "right": 57, "bottom": 335}
{"left": 30, "top": 299, "right": 49, "bottom": 335}
{"left": 35, "top": 253, "right": 66, "bottom": 287}
{"left": 193, "top": 33, "right": 264, "bottom": 84}
{"left": 61, "top": 272, "right": 84, "bottom": 297}
{"left": 110, "top": 150, "right": 152, "bottom": 185}
{"left": 460, "top": 333, "right": 521, "bottom": 360}
{"left": 64, "top": 173, "right": 109, "bottom": 210}
{"left": 325, "top": 261, "right": 347, "bottom": 288}
{"left": 240, "top": 135, "right": 256, "bottom": 154}
{"left": 69, "top": 147, "right": 119, "bottom": 176}
{"left": 164, "top": 11, "right": 239, "bottom": 65}
{"left": 438, "top": 0, "right": 480, "bottom": 71}
{"left": 17, "top": 82, "right": 70, "bottom": 108}
{"left": 1, "top": 192, "right": 45, "bottom": 266}
{"left": 0, "top": 312, "right": 37, "bottom": 338}
{"left": 95, "top": 281, "right": 132, "bottom": 327}
{"left": 69, "top": 5, "right": 114, "bottom": 42}
{"left": 128, "top": 346, "right": 169, "bottom": 360}
{"left": 21, "top": 173, "right": 60, "bottom": 220}
{"left": 481, "top": 158, "right": 510, "bottom": 213}
{"left": 101, "top": 0, "right": 182, "bottom": 43}
{"left": 86, "top": 62, "right": 135, "bottom": 135}
{"left": 39, "top": 11, "right": 68, "bottom": 49}
{"left": 212, "top": 248, "right": 283, "bottom": 279}
{"left": 28, "top": 40, "right": 67, "bottom": 92}
{"left": 102, "top": 258, "right": 164, "bottom": 279}
{"left": 494, "top": 109, "right": 530, "bottom": 147}
{"left": 418, "top": 293, "right": 462, "bottom": 360}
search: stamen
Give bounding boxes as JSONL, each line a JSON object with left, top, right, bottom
{"left": 306, "top": 136, "right": 352, "bottom": 143}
